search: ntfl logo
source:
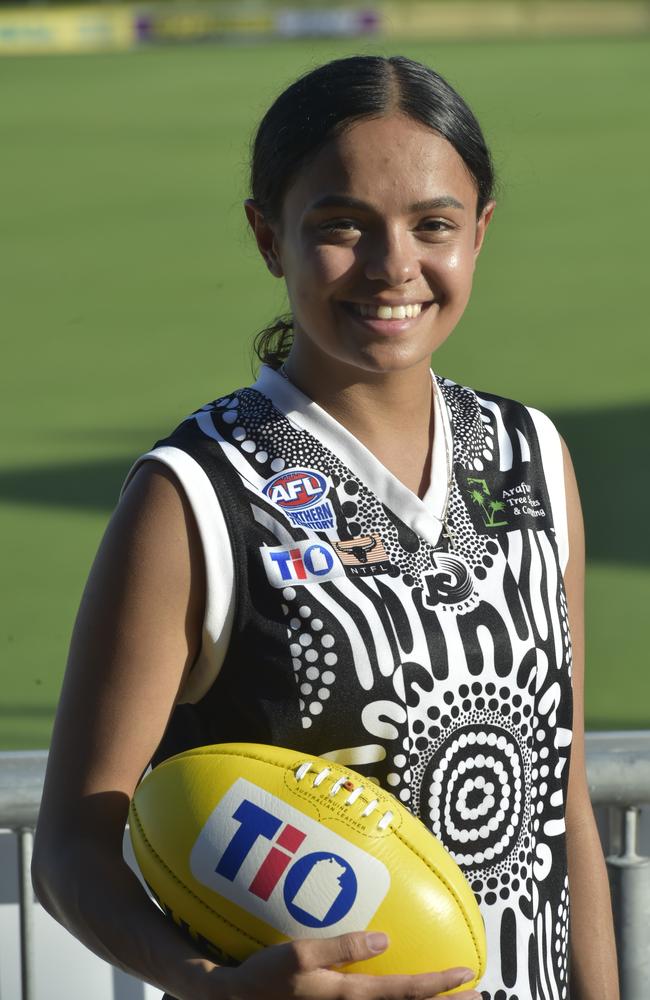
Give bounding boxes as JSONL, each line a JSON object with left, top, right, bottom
{"left": 190, "top": 778, "right": 390, "bottom": 937}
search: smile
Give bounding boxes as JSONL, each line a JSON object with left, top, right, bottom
{"left": 347, "top": 301, "right": 425, "bottom": 320}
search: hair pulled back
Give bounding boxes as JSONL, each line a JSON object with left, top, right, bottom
{"left": 250, "top": 55, "right": 495, "bottom": 369}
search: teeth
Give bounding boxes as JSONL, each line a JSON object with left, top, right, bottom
{"left": 353, "top": 302, "right": 423, "bottom": 320}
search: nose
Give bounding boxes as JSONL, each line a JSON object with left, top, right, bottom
{"left": 363, "top": 225, "right": 420, "bottom": 286}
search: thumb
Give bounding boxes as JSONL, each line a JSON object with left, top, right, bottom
{"left": 305, "top": 930, "right": 389, "bottom": 970}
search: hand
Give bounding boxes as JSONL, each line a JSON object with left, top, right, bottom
{"left": 217, "top": 931, "right": 481, "bottom": 1000}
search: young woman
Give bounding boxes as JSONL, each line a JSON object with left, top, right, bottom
{"left": 32, "top": 56, "right": 619, "bottom": 1000}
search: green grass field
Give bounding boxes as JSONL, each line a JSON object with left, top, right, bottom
{"left": 1, "top": 36, "right": 649, "bottom": 749}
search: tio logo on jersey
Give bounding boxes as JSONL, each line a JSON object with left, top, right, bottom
{"left": 190, "top": 778, "right": 390, "bottom": 937}
{"left": 261, "top": 540, "right": 344, "bottom": 587}
{"left": 263, "top": 468, "right": 335, "bottom": 530}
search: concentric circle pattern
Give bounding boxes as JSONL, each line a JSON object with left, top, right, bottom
{"left": 188, "top": 371, "right": 575, "bottom": 999}
{"left": 422, "top": 724, "right": 527, "bottom": 870}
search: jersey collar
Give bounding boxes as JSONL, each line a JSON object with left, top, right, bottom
{"left": 251, "top": 365, "right": 453, "bottom": 548}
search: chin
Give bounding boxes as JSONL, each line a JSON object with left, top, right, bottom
{"left": 341, "top": 347, "right": 434, "bottom": 377}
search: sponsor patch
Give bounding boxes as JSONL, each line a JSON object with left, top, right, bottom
{"left": 333, "top": 533, "right": 392, "bottom": 577}
{"left": 460, "top": 473, "right": 549, "bottom": 533}
{"left": 262, "top": 468, "right": 335, "bottom": 530}
{"left": 190, "top": 778, "right": 390, "bottom": 937}
{"left": 261, "top": 541, "right": 344, "bottom": 587}
{"left": 421, "top": 552, "right": 477, "bottom": 612}
{"left": 501, "top": 479, "right": 548, "bottom": 521}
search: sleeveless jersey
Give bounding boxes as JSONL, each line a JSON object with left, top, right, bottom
{"left": 136, "top": 366, "right": 573, "bottom": 1000}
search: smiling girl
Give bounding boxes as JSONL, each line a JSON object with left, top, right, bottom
{"left": 32, "top": 56, "right": 618, "bottom": 1000}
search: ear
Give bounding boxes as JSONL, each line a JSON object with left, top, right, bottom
{"left": 473, "top": 200, "right": 496, "bottom": 258}
{"left": 244, "top": 199, "right": 284, "bottom": 278}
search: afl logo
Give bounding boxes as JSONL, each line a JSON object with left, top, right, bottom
{"left": 263, "top": 469, "right": 329, "bottom": 511}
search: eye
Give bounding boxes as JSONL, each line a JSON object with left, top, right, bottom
{"left": 319, "top": 218, "right": 361, "bottom": 234}
{"left": 418, "top": 218, "right": 454, "bottom": 233}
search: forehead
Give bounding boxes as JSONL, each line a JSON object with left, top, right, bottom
{"left": 282, "top": 113, "right": 478, "bottom": 220}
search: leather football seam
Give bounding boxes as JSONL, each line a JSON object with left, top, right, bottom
{"left": 129, "top": 800, "right": 267, "bottom": 951}
{"left": 174, "top": 745, "right": 398, "bottom": 833}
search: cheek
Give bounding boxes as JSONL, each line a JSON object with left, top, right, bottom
{"left": 309, "top": 244, "right": 358, "bottom": 286}
{"left": 439, "top": 240, "right": 476, "bottom": 288}
{"left": 284, "top": 246, "right": 350, "bottom": 318}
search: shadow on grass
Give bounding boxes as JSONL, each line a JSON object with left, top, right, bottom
{"left": 0, "top": 705, "right": 57, "bottom": 717}
{"left": 550, "top": 404, "right": 650, "bottom": 566}
{"left": 0, "top": 404, "right": 648, "bottom": 564}
{"left": 0, "top": 457, "right": 132, "bottom": 513}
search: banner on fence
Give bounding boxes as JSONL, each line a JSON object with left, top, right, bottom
{"left": 1, "top": 1, "right": 648, "bottom": 55}
{"left": 381, "top": 1, "right": 650, "bottom": 39}
{"left": 0, "top": 5, "right": 134, "bottom": 55}
{"left": 135, "top": 3, "right": 274, "bottom": 43}
{"left": 275, "top": 9, "right": 380, "bottom": 37}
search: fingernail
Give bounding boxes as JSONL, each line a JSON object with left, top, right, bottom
{"left": 459, "top": 969, "right": 475, "bottom": 984}
{"left": 366, "top": 931, "right": 388, "bottom": 952}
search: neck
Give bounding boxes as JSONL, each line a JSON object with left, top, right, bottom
{"left": 280, "top": 349, "right": 436, "bottom": 498}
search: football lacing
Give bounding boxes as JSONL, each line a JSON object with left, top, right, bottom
{"left": 294, "top": 761, "right": 393, "bottom": 830}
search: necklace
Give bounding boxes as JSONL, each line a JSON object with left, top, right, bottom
{"left": 277, "top": 364, "right": 457, "bottom": 549}
{"left": 433, "top": 381, "right": 458, "bottom": 550}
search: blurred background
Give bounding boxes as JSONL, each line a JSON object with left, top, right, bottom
{"left": 1, "top": 0, "right": 649, "bottom": 754}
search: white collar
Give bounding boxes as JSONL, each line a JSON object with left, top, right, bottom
{"left": 252, "top": 365, "right": 453, "bottom": 548}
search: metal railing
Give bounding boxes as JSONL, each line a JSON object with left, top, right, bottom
{"left": 1, "top": 734, "right": 649, "bottom": 1000}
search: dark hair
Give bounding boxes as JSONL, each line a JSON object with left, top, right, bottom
{"left": 250, "top": 55, "right": 495, "bottom": 369}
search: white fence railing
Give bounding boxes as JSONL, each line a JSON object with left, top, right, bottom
{"left": 1, "top": 734, "right": 649, "bottom": 1000}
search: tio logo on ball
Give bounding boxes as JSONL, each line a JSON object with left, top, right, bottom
{"left": 190, "top": 778, "right": 390, "bottom": 937}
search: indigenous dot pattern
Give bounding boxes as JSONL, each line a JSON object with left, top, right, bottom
{"left": 211, "top": 379, "right": 503, "bottom": 582}
{"left": 179, "top": 375, "right": 573, "bottom": 1000}
{"left": 440, "top": 377, "right": 496, "bottom": 472}
{"left": 439, "top": 378, "right": 502, "bottom": 573}
{"left": 282, "top": 588, "right": 338, "bottom": 730}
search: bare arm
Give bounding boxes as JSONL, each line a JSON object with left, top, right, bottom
{"left": 560, "top": 439, "right": 619, "bottom": 1000}
{"left": 32, "top": 461, "right": 481, "bottom": 1000}
{"left": 31, "top": 462, "right": 226, "bottom": 997}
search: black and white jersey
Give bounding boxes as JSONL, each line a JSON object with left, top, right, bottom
{"left": 130, "top": 365, "right": 573, "bottom": 1000}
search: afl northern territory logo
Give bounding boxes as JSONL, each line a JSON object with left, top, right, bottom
{"left": 263, "top": 468, "right": 335, "bottom": 530}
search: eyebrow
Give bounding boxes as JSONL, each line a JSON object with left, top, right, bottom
{"left": 306, "top": 194, "right": 465, "bottom": 213}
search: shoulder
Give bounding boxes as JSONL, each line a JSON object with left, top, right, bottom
{"left": 437, "top": 373, "right": 573, "bottom": 570}
{"left": 115, "top": 460, "right": 202, "bottom": 573}
{"left": 436, "top": 374, "right": 558, "bottom": 428}
{"left": 158, "top": 384, "right": 254, "bottom": 447}
{"left": 120, "top": 382, "right": 256, "bottom": 490}
{"left": 436, "top": 375, "right": 567, "bottom": 464}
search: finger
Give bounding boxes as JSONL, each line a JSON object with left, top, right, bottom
{"left": 428, "top": 992, "right": 482, "bottom": 1000}
{"left": 341, "top": 967, "right": 478, "bottom": 999}
{"left": 290, "top": 930, "right": 390, "bottom": 972}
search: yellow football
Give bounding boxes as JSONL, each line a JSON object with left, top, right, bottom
{"left": 129, "top": 743, "right": 486, "bottom": 988}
